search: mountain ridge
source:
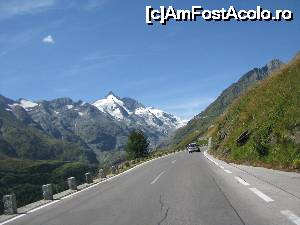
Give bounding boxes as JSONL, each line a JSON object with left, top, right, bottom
{"left": 0, "top": 95, "right": 98, "bottom": 163}
{"left": 168, "top": 58, "right": 284, "bottom": 149}
{"left": 210, "top": 53, "right": 300, "bottom": 170}
{"left": 2, "top": 92, "right": 185, "bottom": 159}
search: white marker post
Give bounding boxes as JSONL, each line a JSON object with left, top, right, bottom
{"left": 67, "top": 177, "right": 77, "bottom": 191}
{"left": 3, "top": 194, "right": 17, "bottom": 215}
{"left": 208, "top": 137, "right": 212, "bottom": 150}
{"left": 99, "top": 169, "right": 106, "bottom": 179}
{"left": 85, "top": 172, "right": 93, "bottom": 184}
{"left": 42, "top": 184, "right": 53, "bottom": 200}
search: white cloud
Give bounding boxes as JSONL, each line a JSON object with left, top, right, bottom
{"left": 0, "top": 0, "right": 55, "bottom": 20}
{"left": 42, "top": 35, "right": 54, "bottom": 44}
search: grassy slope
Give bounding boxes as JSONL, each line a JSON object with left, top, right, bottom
{"left": 211, "top": 55, "right": 300, "bottom": 170}
{"left": 170, "top": 61, "right": 283, "bottom": 150}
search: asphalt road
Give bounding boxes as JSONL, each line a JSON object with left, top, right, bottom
{"left": 3, "top": 148, "right": 300, "bottom": 225}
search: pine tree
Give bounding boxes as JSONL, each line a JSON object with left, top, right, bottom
{"left": 125, "top": 130, "right": 149, "bottom": 160}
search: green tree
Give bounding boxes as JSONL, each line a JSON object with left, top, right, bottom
{"left": 125, "top": 130, "right": 149, "bottom": 160}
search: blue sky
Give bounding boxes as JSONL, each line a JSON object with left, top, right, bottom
{"left": 0, "top": 0, "right": 299, "bottom": 119}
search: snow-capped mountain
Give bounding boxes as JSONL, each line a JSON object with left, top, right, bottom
{"left": 3, "top": 92, "right": 185, "bottom": 154}
{"left": 93, "top": 92, "right": 185, "bottom": 133}
{"left": 93, "top": 92, "right": 132, "bottom": 120}
{"left": 6, "top": 99, "right": 38, "bottom": 112}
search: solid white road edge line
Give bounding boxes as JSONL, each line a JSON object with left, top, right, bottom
{"left": 0, "top": 152, "right": 179, "bottom": 225}
{"left": 204, "top": 151, "right": 235, "bottom": 176}
{"left": 204, "top": 151, "right": 221, "bottom": 167}
{"left": 0, "top": 200, "right": 60, "bottom": 225}
{"left": 0, "top": 214, "right": 26, "bottom": 225}
{"left": 27, "top": 200, "right": 60, "bottom": 213}
{"left": 281, "top": 210, "right": 300, "bottom": 225}
{"left": 151, "top": 170, "right": 166, "bottom": 184}
{"left": 234, "top": 176, "right": 250, "bottom": 186}
{"left": 249, "top": 188, "right": 274, "bottom": 202}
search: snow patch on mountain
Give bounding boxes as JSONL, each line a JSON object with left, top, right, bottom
{"left": 8, "top": 99, "right": 38, "bottom": 111}
{"left": 66, "top": 105, "right": 73, "bottom": 110}
{"left": 19, "top": 99, "right": 38, "bottom": 109}
{"left": 3, "top": 92, "right": 186, "bottom": 152}
{"left": 93, "top": 93, "right": 130, "bottom": 120}
{"left": 92, "top": 92, "right": 186, "bottom": 133}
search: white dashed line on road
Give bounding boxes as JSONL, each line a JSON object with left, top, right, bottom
{"left": 171, "top": 160, "right": 176, "bottom": 164}
{"left": 224, "top": 169, "right": 232, "bottom": 174}
{"left": 249, "top": 188, "right": 274, "bottom": 202}
{"left": 234, "top": 176, "right": 250, "bottom": 186}
{"left": 281, "top": 210, "right": 300, "bottom": 225}
{"left": 151, "top": 171, "right": 166, "bottom": 184}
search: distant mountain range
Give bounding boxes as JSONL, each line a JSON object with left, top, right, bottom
{"left": 0, "top": 95, "right": 98, "bottom": 163}
{"left": 169, "top": 59, "right": 284, "bottom": 149}
{"left": 0, "top": 92, "right": 185, "bottom": 161}
{"left": 1, "top": 58, "right": 285, "bottom": 163}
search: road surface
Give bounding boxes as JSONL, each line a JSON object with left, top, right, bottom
{"left": 2, "top": 148, "right": 300, "bottom": 225}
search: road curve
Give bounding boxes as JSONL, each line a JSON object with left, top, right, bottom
{"left": 3, "top": 148, "right": 300, "bottom": 225}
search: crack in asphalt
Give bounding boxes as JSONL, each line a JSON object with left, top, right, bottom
{"left": 159, "top": 194, "right": 163, "bottom": 211}
{"left": 158, "top": 194, "right": 170, "bottom": 225}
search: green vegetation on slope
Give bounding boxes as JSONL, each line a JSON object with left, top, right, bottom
{"left": 169, "top": 60, "right": 283, "bottom": 150}
{"left": 211, "top": 54, "right": 300, "bottom": 170}
{"left": 0, "top": 101, "right": 98, "bottom": 163}
{"left": 0, "top": 159, "right": 97, "bottom": 214}
{"left": 0, "top": 96, "right": 100, "bottom": 214}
